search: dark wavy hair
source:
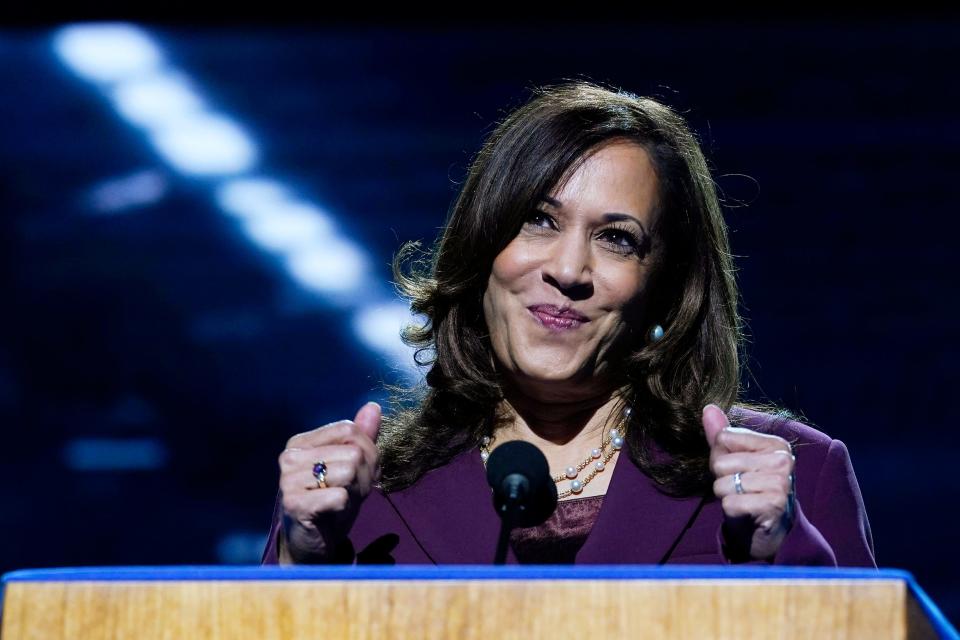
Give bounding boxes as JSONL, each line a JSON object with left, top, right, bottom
{"left": 377, "top": 80, "right": 793, "bottom": 497}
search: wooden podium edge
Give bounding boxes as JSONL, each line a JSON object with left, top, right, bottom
{"left": 0, "top": 564, "right": 919, "bottom": 582}
{"left": 2, "top": 565, "right": 957, "bottom": 639}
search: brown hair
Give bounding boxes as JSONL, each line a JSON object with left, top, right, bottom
{"left": 378, "top": 80, "right": 793, "bottom": 496}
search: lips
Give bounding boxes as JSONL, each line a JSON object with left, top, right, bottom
{"left": 527, "top": 304, "right": 589, "bottom": 321}
{"left": 527, "top": 304, "right": 589, "bottom": 331}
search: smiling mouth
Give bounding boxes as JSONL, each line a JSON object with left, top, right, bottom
{"left": 528, "top": 308, "right": 586, "bottom": 332}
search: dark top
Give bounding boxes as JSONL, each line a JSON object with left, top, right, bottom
{"left": 510, "top": 495, "right": 605, "bottom": 564}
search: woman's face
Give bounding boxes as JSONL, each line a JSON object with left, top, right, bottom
{"left": 482, "top": 140, "right": 661, "bottom": 401}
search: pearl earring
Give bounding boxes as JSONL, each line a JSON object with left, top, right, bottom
{"left": 648, "top": 324, "right": 664, "bottom": 343}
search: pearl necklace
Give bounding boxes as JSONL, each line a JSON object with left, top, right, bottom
{"left": 479, "top": 407, "right": 629, "bottom": 500}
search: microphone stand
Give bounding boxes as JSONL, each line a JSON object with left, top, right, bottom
{"left": 494, "top": 522, "right": 512, "bottom": 565}
{"left": 493, "top": 473, "right": 527, "bottom": 565}
{"left": 486, "top": 440, "right": 556, "bottom": 565}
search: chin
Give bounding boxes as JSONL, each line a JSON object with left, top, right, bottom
{"left": 512, "top": 362, "right": 594, "bottom": 390}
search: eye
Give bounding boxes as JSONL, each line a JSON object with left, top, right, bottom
{"left": 599, "top": 224, "right": 643, "bottom": 255}
{"left": 524, "top": 209, "right": 556, "bottom": 230}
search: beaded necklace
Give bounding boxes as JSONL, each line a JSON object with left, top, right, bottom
{"left": 479, "top": 406, "right": 630, "bottom": 500}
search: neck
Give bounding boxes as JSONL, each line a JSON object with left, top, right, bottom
{"left": 495, "top": 382, "right": 628, "bottom": 449}
{"left": 489, "top": 382, "right": 632, "bottom": 500}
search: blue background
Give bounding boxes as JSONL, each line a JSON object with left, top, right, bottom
{"left": 1, "top": 20, "right": 957, "bottom": 624}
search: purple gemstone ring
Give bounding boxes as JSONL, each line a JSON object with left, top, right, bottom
{"left": 312, "top": 460, "right": 328, "bottom": 489}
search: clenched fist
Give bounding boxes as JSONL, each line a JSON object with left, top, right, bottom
{"left": 703, "top": 403, "right": 796, "bottom": 561}
{"left": 277, "top": 401, "right": 382, "bottom": 564}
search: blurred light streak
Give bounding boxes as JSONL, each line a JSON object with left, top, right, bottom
{"left": 353, "top": 302, "right": 427, "bottom": 374}
{"left": 63, "top": 437, "right": 169, "bottom": 471}
{"left": 86, "top": 169, "right": 169, "bottom": 214}
{"left": 54, "top": 24, "right": 256, "bottom": 177}
{"left": 110, "top": 71, "right": 205, "bottom": 128}
{"left": 215, "top": 178, "right": 292, "bottom": 220}
{"left": 242, "top": 205, "right": 335, "bottom": 252}
{"left": 148, "top": 113, "right": 257, "bottom": 176}
{"left": 53, "top": 23, "right": 419, "bottom": 379}
{"left": 285, "top": 240, "right": 370, "bottom": 295}
{"left": 53, "top": 24, "right": 162, "bottom": 84}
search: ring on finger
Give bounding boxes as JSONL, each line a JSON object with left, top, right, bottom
{"left": 308, "top": 460, "right": 328, "bottom": 490}
{"left": 733, "top": 471, "right": 745, "bottom": 495}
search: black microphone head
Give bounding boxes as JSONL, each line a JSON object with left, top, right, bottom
{"left": 485, "top": 440, "right": 557, "bottom": 527}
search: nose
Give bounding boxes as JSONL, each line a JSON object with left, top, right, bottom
{"left": 540, "top": 231, "right": 594, "bottom": 299}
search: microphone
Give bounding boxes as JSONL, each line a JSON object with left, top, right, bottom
{"left": 485, "top": 440, "right": 557, "bottom": 563}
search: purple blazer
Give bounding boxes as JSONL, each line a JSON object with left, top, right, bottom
{"left": 261, "top": 407, "right": 876, "bottom": 566}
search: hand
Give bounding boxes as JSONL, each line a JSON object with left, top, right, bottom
{"left": 702, "top": 403, "right": 796, "bottom": 561}
{"left": 277, "top": 401, "right": 382, "bottom": 563}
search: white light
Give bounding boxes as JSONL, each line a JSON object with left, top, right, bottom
{"left": 149, "top": 113, "right": 257, "bottom": 176}
{"left": 216, "top": 178, "right": 292, "bottom": 219}
{"left": 87, "top": 169, "right": 169, "bottom": 213}
{"left": 243, "top": 205, "right": 335, "bottom": 252}
{"left": 353, "top": 301, "right": 419, "bottom": 357}
{"left": 286, "top": 240, "right": 368, "bottom": 294}
{"left": 353, "top": 303, "right": 427, "bottom": 382}
{"left": 53, "top": 24, "right": 162, "bottom": 84}
{"left": 111, "top": 71, "right": 205, "bottom": 128}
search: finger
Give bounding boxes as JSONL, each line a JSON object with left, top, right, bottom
{"left": 721, "top": 491, "right": 789, "bottom": 521}
{"left": 713, "top": 471, "right": 793, "bottom": 499}
{"left": 280, "top": 461, "right": 363, "bottom": 495}
{"left": 702, "top": 404, "right": 730, "bottom": 450}
{"left": 712, "top": 449, "right": 795, "bottom": 478}
{"left": 286, "top": 420, "right": 356, "bottom": 449}
{"left": 353, "top": 402, "right": 382, "bottom": 443}
{"left": 278, "top": 444, "right": 367, "bottom": 474}
{"left": 279, "top": 444, "right": 377, "bottom": 495}
{"left": 282, "top": 486, "right": 351, "bottom": 519}
{"left": 286, "top": 421, "right": 378, "bottom": 466}
{"left": 716, "top": 427, "right": 792, "bottom": 455}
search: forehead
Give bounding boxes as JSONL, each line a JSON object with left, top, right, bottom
{"left": 546, "top": 141, "right": 659, "bottom": 227}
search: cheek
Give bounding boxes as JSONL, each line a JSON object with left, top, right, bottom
{"left": 482, "top": 264, "right": 512, "bottom": 328}
{"left": 490, "top": 241, "right": 533, "bottom": 284}
{"left": 601, "top": 270, "right": 652, "bottom": 320}
{"left": 484, "top": 244, "right": 533, "bottom": 333}
{"left": 486, "top": 244, "right": 533, "bottom": 308}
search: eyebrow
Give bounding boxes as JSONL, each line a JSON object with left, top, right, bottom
{"left": 539, "top": 196, "right": 648, "bottom": 235}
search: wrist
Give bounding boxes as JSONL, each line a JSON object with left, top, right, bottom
{"left": 282, "top": 516, "right": 333, "bottom": 564}
{"left": 283, "top": 515, "right": 356, "bottom": 564}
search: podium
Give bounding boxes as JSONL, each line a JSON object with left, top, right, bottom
{"left": 2, "top": 566, "right": 956, "bottom": 639}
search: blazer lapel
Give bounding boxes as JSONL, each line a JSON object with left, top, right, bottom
{"left": 386, "top": 448, "right": 518, "bottom": 564}
{"left": 386, "top": 440, "right": 705, "bottom": 565}
{"left": 576, "top": 441, "right": 705, "bottom": 564}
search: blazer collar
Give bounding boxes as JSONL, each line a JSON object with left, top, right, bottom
{"left": 385, "top": 440, "right": 705, "bottom": 565}
{"left": 576, "top": 444, "right": 705, "bottom": 564}
{"left": 386, "top": 447, "right": 512, "bottom": 564}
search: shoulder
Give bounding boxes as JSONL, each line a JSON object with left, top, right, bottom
{"left": 728, "top": 405, "right": 858, "bottom": 497}
{"left": 728, "top": 405, "right": 841, "bottom": 481}
{"left": 729, "top": 405, "right": 832, "bottom": 449}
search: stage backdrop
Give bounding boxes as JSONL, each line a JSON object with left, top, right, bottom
{"left": 0, "top": 20, "right": 956, "bottom": 625}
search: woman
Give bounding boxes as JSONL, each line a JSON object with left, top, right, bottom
{"left": 261, "top": 81, "right": 876, "bottom": 566}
